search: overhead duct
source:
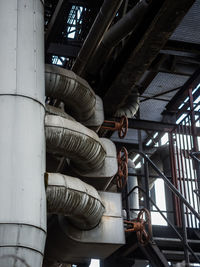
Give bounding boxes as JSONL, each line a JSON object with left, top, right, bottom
{"left": 45, "top": 115, "right": 106, "bottom": 172}
{"left": 72, "top": 0, "right": 123, "bottom": 77}
{"left": 45, "top": 64, "right": 96, "bottom": 122}
{"left": 0, "top": 0, "right": 46, "bottom": 266}
{"left": 115, "top": 89, "right": 140, "bottom": 118}
{"left": 86, "top": 0, "right": 151, "bottom": 77}
{"left": 46, "top": 173, "right": 105, "bottom": 230}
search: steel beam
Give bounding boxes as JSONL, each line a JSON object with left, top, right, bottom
{"left": 47, "top": 43, "right": 81, "bottom": 58}
{"left": 103, "top": 0, "right": 195, "bottom": 115}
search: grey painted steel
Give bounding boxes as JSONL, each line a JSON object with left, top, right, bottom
{"left": 127, "top": 160, "right": 139, "bottom": 219}
{"left": 46, "top": 173, "right": 105, "bottom": 230}
{"left": 0, "top": 0, "right": 46, "bottom": 266}
{"left": 46, "top": 104, "right": 75, "bottom": 121}
{"left": 74, "top": 138, "right": 118, "bottom": 190}
{"left": 72, "top": 0, "right": 123, "bottom": 76}
{"left": 45, "top": 115, "right": 106, "bottom": 172}
{"left": 45, "top": 192, "right": 125, "bottom": 264}
{"left": 45, "top": 64, "right": 96, "bottom": 122}
{"left": 87, "top": 0, "right": 150, "bottom": 76}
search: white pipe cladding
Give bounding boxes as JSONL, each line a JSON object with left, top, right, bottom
{"left": 46, "top": 173, "right": 105, "bottom": 230}
{"left": 45, "top": 64, "right": 96, "bottom": 122}
{"left": 0, "top": 0, "right": 46, "bottom": 266}
{"left": 45, "top": 115, "right": 106, "bottom": 172}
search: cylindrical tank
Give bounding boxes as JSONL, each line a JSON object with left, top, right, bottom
{"left": 0, "top": 0, "right": 46, "bottom": 266}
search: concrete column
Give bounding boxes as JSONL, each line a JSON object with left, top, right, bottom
{"left": 0, "top": 0, "right": 46, "bottom": 266}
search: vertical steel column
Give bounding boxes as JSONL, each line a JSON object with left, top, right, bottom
{"left": 0, "top": 1, "right": 46, "bottom": 266}
{"left": 169, "top": 133, "right": 182, "bottom": 227}
{"left": 189, "top": 88, "right": 200, "bottom": 190}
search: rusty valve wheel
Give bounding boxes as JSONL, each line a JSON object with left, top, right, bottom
{"left": 116, "top": 147, "right": 128, "bottom": 189}
{"left": 118, "top": 116, "right": 128, "bottom": 139}
{"left": 136, "top": 208, "right": 152, "bottom": 246}
{"left": 116, "top": 161, "right": 128, "bottom": 189}
{"left": 101, "top": 116, "right": 128, "bottom": 139}
{"left": 117, "top": 146, "right": 128, "bottom": 164}
{"left": 124, "top": 208, "right": 152, "bottom": 246}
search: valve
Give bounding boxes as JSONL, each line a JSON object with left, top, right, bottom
{"left": 116, "top": 147, "right": 128, "bottom": 189}
{"left": 124, "top": 208, "right": 152, "bottom": 246}
{"left": 101, "top": 116, "right": 128, "bottom": 139}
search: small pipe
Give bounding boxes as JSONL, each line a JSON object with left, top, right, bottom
{"left": 72, "top": 0, "right": 123, "bottom": 76}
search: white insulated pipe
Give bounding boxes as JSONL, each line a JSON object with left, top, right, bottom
{"left": 0, "top": 1, "right": 46, "bottom": 266}
{"left": 46, "top": 173, "right": 105, "bottom": 230}
{"left": 127, "top": 160, "right": 139, "bottom": 220}
{"left": 45, "top": 115, "right": 106, "bottom": 172}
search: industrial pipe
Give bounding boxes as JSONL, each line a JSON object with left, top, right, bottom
{"left": 46, "top": 104, "right": 75, "bottom": 121}
{"left": 127, "top": 160, "right": 139, "bottom": 220}
{"left": 115, "top": 90, "right": 140, "bottom": 118}
{"left": 45, "top": 64, "right": 96, "bottom": 122}
{"left": 72, "top": 0, "right": 123, "bottom": 77}
{"left": 46, "top": 173, "right": 105, "bottom": 230}
{"left": 0, "top": 0, "right": 46, "bottom": 266}
{"left": 86, "top": 0, "right": 150, "bottom": 76}
{"left": 45, "top": 115, "right": 106, "bottom": 172}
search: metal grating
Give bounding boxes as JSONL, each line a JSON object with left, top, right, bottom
{"left": 143, "top": 72, "right": 189, "bottom": 100}
{"left": 170, "top": 0, "right": 200, "bottom": 44}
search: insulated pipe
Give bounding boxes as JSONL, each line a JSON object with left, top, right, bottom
{"left": 86, "top": 0, "right": 150, "bottom": 76}
{"left": 46, "top": 173, "right": 105, "bottom": 230}
{"left": 0, "top": 1, "right": 46, "bottom": 266}
{"left": 46, "top": 104, "right": 76, "bottom": 121}
{"left": 45, "top": 115, "right": 106, "bottom": 172}
{"left": 72, "top": 0, "right": 123, "bottom": 77}
{"left": 127, "top": 160, "right": 139, "bottom": 220}
{"left": 115, "top": 90, "right": 139, "bottom": 118}
{"left": 45, "top": 64, "right": 96, "bottom": 122}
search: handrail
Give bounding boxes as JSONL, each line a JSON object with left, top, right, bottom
{"left": 190, "top": 152, "right": 200, "bottom": 164}
{"left": 126, "top": 186, "right": 200, "bottom": 263}
{"left": 130, "top": 150, "right": 200, "bottom": 221}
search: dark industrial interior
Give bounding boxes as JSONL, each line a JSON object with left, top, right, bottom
{"left": 0, "top": 0, "right": 200, "bottom": 266}
{"left": 44, "top": 0, "right": 200, "bottom": 266}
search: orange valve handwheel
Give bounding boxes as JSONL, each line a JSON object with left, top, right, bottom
{"left": 118, "top": 116, "right": 128, "bottom": 139}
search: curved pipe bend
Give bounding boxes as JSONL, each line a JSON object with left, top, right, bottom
{"left": 115, "top": 89, "right": 139, "bottom": 118}
{"left": 45, "top": 64, "right": 96, "bottom": 122}
{"left": 46, "top": 173, "right": 105, "bottom": 230}
{"left": 45, "top": 115, "right": 106, "bottom": 172}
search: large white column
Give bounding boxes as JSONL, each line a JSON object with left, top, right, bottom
{"left": 0, "top": 0, "right": 46, "bottom": 266}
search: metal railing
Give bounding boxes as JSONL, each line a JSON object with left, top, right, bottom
{"left": 125, "top": 150, "right": 200, "bottom": 265}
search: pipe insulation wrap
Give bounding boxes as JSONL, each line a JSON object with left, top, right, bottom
{"left": 46, "top": 173, "right": 105, "bottom": 230}
{"left": 45, "top": 64, "right": 96, "bottom": 122}
{"left": 115, "top": 90, "right": 139, "bottom": 118}
{"left": 46, "top": 104, "right": 76, "bottom": 121}
{"left": 45, "top": 115, "right": 106, "bottom": 172}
